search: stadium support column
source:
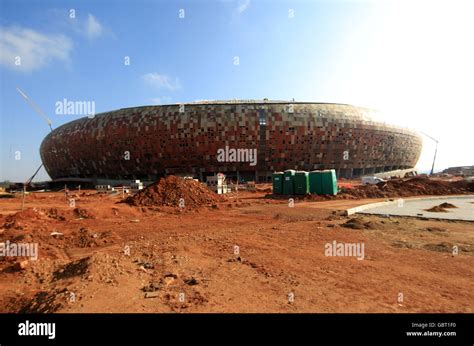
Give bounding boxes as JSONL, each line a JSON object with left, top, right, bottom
{"left": 257, "top": 108, "right": 267, "bottom": 184}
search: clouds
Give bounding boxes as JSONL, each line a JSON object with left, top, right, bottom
{"left": 84, "top": 14, "right": 103, "bottom": 39}
{"left": 0, "top": 11, "right": 107, "bottom": 73}
{"left": 237, "top": 0, "right": 251, "bottom": 14}
{"left": 47, "top": 9, "right": 106, "bottom": 39}
{"left": 67, "top": 11, "right": 106, "bottom": 39}
{"left": 142, "top": 73, "right": 181, "bottom": 91}
{"left": 149, "top": 96, "right": 172, "bottom": 105}
{"left": 0, "top": 26, "right": 73, "bottom": 72}
{"left": 143, "top": 73, "right": 181, "bottom": 106}
{"left": 221, "top": 0, "right": 250, "bottom": 15}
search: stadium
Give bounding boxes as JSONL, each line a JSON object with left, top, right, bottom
{"left": 39, "top": 100, "right": 423, "bottom": 183}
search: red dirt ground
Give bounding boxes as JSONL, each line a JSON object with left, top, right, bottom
{"left": 0, "top": 179, "right": 473, "bottom": 313}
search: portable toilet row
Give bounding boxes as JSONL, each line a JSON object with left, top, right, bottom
{"left": 272, "top": 169, "right": 337, "bottom": 195}
{"left": 283, "top": 170, "right": 295, "bottom": 194}
{"left": 295, "top": 171, "right": 309, "bottom": 194}
{"left": 322, "top": 170, "right": 338, "bottom": 195}
{"left": 309, "top": 170, "right": 338, "bottom": 195}
{"left": 272, "top": 170, "right": 295, "bottom": 195}
{"left": 309, "top": 171, "right": 322, "bottom": 194}
{"left": 272, "top": 172, "right": 284, "bottom": 194}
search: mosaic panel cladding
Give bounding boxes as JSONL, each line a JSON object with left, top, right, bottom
{"left": 40, "top": 101, "right": 423, "bottom": 180}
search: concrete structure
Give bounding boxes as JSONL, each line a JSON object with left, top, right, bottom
{"left": 353, "top": 195, "right": 474, "bottom": 222}
{"left": 40, "top": 100, "right": 423, "bottom": 183}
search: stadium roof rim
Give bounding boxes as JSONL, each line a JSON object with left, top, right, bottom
{"left": 42, "top": 100, "right": 422, "bottom": 145}
{"left": 46, "top": 100, "right": 407, "bottom": 132}
{"left": 118, "top": 100, "right": 379, "bottom": 111}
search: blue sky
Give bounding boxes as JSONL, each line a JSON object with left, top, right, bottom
{"left": 1, "top": 0, "right": 473, "bottom": 181}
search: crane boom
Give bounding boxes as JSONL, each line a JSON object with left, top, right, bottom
{"left": 16, "top": 87, "right": 53, "bottom": 132}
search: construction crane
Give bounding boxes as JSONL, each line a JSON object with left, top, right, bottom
{"left": 420, "top": 131, "right": 439, "bottom": 176}
{"left": 16, "top": 88, "right": 54, "bottom": 210}
{"left": 20, "top": 164, "right": 44, "bottom": 211}
{"left": 16, "top": 87, "right": 53, "bottom": 131}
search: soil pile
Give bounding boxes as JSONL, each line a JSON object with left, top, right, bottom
{"left": 269, "top": 177, "right": 473, "bottom": 201}
{"left": 439, "top": 202, "right": 457, "bottom": 209}
{"left": 341, "top": 218, "right": 369, "bottom": 230}
{"left": 2, "top": 208, "right": 50, "bottom": 230}
{"left": 425, "top": 202, "right": 457, "bottom": 213}
{"left": 124, "top": 176, "right": 224, "bottom": 208}
{"left": 341, "top": 217, "right": 402, "bottom": 230}
{"left": 338, "top": 176, "right": 474, "bottom": 199}
{"left": 425, "top": 206, "right": 449, "bottom": 212}
{"left": 73, "top": 208, "right": 94, "bottom": 219}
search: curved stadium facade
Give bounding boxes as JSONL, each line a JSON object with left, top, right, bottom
{"left": 40, "top": 101, "right": 423, "bottom": 183}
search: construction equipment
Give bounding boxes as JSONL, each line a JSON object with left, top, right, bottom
{"left": 16, "top": 87, "right": 54, "bottom": 210}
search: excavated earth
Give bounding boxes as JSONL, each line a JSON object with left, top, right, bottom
{"left": 0, "top": 177, "right": 473, "bottom": 313}
{"left": 124, "top": 175, "right": 224, "bottom": 209}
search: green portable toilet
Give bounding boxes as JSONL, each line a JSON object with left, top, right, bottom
{"left": 272, "top": 172, "right": 284, "bottom": 195}
{"left": 309, "top": 171, "right": 324, "bottom": 195}
{"left": 309, "top": 171, "right": 321, "bottom": 194}
{"left": 321, "top": 169, "right": 338, "bottom": 195}
{"left": 294, "top": 171, "right": 309, "bottom": 195}
{"left": 283, "top": 170, "right": 296, "bottom": 195}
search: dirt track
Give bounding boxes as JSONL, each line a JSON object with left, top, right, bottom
{"left": 0, "top": 187, "right": 473, "bottom": 313}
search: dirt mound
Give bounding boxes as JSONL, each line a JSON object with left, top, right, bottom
{"left": 342, "top": 218, "right": 368, "bottom": 229}
{"left": 341, "top": 217, "right": 393, "bottom": 230}
{"left": 425, "top": 202, "right": 458, "bottom": 213}
{"left": 2, "top": 208, "right": 44, "bottom": 229}
{"left": 423, "top": 242, "right": 453, "bottom": 253}
{"left": 424, "top": 227, "right": 448, "bottom": 233}
{"left": 53, "top": 257, "right": 90, "bottom": 281}
{"left": 16, "top": 289, "right": 67, "bottom": 313}
{"left": 267, "top": 177, "right": 473, "bottom": 201}
{"left": 124, "top": 176, "right": 224, "bottom": 209}
{"left": 5, "top": 208, "right": 41, "bottom": 221}
{"left": 338, "top": 177, "right": 474, "bottom": 199}
{"left": 45, "top": 208, "right": 68, "bottom": 221}
{"left": 425, "top": 206, "right": 449, "bottom": 212}
{"left": 69, "top": 228, "right": 99, "bottom": 248}
{"left": 73, "top": 208, "right": 94, "bottom": 219}
{"left": 439, "top": 202, "right": 457, "bottom": 208}
{"left": 341, "top": 216, "right": 409, "bottom": 230}
{"left": 2, "top": 208, "right": 72, "bottom": 230}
